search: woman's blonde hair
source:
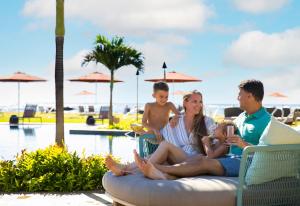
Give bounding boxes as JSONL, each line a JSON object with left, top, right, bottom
{"left": 183, "top": 90, "right": 207, "bottom": 154}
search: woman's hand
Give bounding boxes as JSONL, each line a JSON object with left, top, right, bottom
{"left": 225, "top": 135, "right": 248, "bottom": 148}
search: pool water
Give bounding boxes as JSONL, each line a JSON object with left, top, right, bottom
{"left": 0, "top": 124, "right": 138, "bottom": 163}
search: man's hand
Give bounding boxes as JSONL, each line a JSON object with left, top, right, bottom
{"left": 169, "top": 116, "right": 179, "bottom": 128}
{"left": 225, "top": 135, "right": 248, "bottom": 149}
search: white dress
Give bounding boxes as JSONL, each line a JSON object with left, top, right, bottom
{"left": 160, "top": 115, "right": 215, "bottom": 156}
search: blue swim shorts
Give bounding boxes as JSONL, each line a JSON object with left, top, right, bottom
{"left": 217, "top": 155, "right": 241, "bottom": 177}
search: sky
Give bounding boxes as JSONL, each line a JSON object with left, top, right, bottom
{"left": 0, "top": 0, "right": 300, "bottom": 109}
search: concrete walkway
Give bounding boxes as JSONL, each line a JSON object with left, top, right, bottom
{"left": 0, "top": 191, "right": 113, "bottom": 206}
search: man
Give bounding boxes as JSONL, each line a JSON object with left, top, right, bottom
{"left": 134, "top": 79, "right": 271, "bottom": 179}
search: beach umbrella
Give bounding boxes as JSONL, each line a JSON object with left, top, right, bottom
{"left": 145, "top": 71, "right": 201, "bottom": 83}
{"left": 173, "top": 90, "right": 190, "bottom": 96}
{"left": 268, "top": 92, "right": 288, "bottom": 98}
{"left": 268, "top": 92, "right": 289, "bottom": 109}
{"left": 76, "top": 90, "right": 95, "bottom": 96}
{"left": 0, "top": 71, "right": 47, "bottom": 115}
{"left": 75, "top": 90, "right": 95, "bottom": 104}
{"left": 145, "top": 71, "right": 202, "bottom": 99}
{"left": 69, "top": 72, "right": 123, "bottom": 105}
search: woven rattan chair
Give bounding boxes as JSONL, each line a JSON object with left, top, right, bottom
{"left": 237, "top": 144, "right": 300, "bottom": 206}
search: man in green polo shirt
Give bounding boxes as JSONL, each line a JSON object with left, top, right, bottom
{"left": 136, "top": 79, "right": 271, "bottom": 179}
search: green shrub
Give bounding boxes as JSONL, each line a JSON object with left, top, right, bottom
{"left": 0, "top": 145, "right": 109, "bottom": 192}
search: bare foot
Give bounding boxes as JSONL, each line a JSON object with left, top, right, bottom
{"left": 105, "top": 156, "right": 127, "bottom": 176}
{"left": 133, "top": 150, "right": 167, "bottom": 180}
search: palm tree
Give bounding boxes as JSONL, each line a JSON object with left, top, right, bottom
{"left": 82, "top": 35, "right": 144, "bottom": 125}
{"left": 55, "top": 0, "right": 65, "bottom": 147}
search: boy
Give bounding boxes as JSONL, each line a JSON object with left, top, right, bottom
{"left": 141, "top": 82, "right": 180, "bottom": 142}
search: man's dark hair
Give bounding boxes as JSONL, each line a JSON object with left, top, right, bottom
{"left": 153, "top": 81, "right": 169, "bottom": 92}
{"left": 239, "top": 79, "right": 264, "bottom": 102}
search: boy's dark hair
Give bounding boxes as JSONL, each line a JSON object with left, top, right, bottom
{"left": 239, "top": 79, "right": 264, "bottom": 102}
{"left": 153, "top": 81, "right": 169, "bottom": 92}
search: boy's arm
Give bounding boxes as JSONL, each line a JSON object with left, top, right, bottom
{"left": 169, "top": 102, "right": 180, "bottom": 117}
{"left": 169, "top": 102, "right": 180, "bottom": 128}
{"left": 142, "top": 103, "right": 154, "bottom": 132}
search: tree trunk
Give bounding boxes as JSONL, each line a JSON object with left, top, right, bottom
{"left": 55, "top": 36, "right": 64, "bottom": 147}
{"left": 109, "top": 70, "right": 114, "bottom": 126}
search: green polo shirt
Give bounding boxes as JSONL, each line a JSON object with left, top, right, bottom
{"left": 231, "top": 107, "right": 271, "bottom": 155}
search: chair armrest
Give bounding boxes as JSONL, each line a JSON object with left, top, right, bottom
{"left": 237, "top": 144, "right": 300, "bottom": 206}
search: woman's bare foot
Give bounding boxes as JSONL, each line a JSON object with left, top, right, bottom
{"left": 105, "top": 156, "right": 127, "bottom": 176}
{"left": 133, "top": 150, "right": 167, "bottom": 180}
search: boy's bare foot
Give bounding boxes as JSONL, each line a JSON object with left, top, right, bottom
{"left": 133, "top": 150, "right": 167, "bottom": 180}
{"left": 105, "top": 156, "right": 126, "bottom": 176}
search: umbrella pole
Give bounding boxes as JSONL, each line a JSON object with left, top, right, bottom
{"left": 18, "top": 82, "right": 20, "bottom": 116}
{"left": 172, "top": 80, "right": 175, "bottom": 102}
{"left": 95, "top": 83, "right": 98, "bottom": 106}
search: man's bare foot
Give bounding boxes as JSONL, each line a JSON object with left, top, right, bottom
{"left": 105, "top": 156, "right": 127, "bottom": 176}
{"left": 133, "top": 150, "right": 167, "bottom": 180}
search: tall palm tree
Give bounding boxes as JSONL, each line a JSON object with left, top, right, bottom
{"left": 55, "top": 0, "right": 65, "bottom": 147}
{"left": 82, "top": 35, "right": 144, "bottom": 125}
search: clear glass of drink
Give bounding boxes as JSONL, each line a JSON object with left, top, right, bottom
{"left": 226, "top": 125, "right": 235, "bottom": 155}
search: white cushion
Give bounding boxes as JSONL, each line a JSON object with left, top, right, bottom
{"left": 245, "top": 117, "right": 300, "bottom": 185}
{"left": 259, "top": 117, "right": 300, "bottom": 145}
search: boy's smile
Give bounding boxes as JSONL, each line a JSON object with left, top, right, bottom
{"left": 153, "top": 90, "right": 169, "bottom": 106}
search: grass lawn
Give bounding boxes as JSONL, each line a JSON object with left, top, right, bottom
{"left": 0, "top": 111, "right": 299, "bottom": 129}
{"left": 0, "top": 112, "right": 143, "bottom": 130}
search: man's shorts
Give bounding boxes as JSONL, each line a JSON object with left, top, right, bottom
{"left": 217, "top": 155, "right": 241, "bottom": 177}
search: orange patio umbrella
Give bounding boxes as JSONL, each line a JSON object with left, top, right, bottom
{"left": 0, "top": 71, "right": 47, "bottom": 114}
{"left": 145, "top": 71, "right": 202, "bottom": 99}
{"left": 173, "top": 90, "right": 190, "bottom": 96}
{"left": 268, "top": 92, "right": 288, "bottom": 98}
{"left": 69, "top": 72, "right": 123, "bottom": 104}
{"left": 145, "top": 71, "right": 201, "bottom": 83}
{"left": 76, "top": 90, "right": 95, "bottom": 96}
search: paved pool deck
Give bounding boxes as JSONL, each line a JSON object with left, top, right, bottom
{"left": 0, "top": 191, "right": 113, "bottom": 206}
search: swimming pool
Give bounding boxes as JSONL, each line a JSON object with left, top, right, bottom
{"left": 0, "top": 124, "right": 138, "bottom": 163}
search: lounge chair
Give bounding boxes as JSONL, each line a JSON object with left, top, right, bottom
{"left": 88, "top": 105, "right": 96, "bottom": 115}
{"left": 266, "top": 107, "right": 276, "bottom": 115}
{"left": 224, "top": 107, "right": 243, "bottom": 120}
{"left": 271, "top": 108, "right": 294, "bottom": 124}
{"left": 19, "top": 104, "right": 42, "bottom": 124}
{"left": 78, "top": 105, "right": 85, "bottom": 115}
{"left": 293, "top": 109, "right": 300, "bottom": 122}
{"left": 95, "top": 106, "right": 110, "bottom": 124}
{"left": 38, "top": 106, "right": 45, "bottom": 113}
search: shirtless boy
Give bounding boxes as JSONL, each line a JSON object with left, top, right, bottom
{"left": 141, "top": 81, "right": 180, "bottom": 141}
{"left": 105, "top": 81, "right": 180, "bottom": 175}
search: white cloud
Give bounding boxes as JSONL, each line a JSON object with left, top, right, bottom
{"left": 22, "top": 0, "right": 213, "bottom": 35}
{"left": 262, "top": 67, "right": 300, "bottom": 104}
{"left": 232, "top": 0, "right": 289, "bottom": 14}
{"left": 224, "top": 28, "right": 300, "bottom": 69}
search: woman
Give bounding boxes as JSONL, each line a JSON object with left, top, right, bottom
{"left": 106, "top": 90, "right": 215, "bottom": 176}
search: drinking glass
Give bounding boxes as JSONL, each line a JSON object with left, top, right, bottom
{"left": 226, "top": 125, "right": 235, "bottom": 155}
